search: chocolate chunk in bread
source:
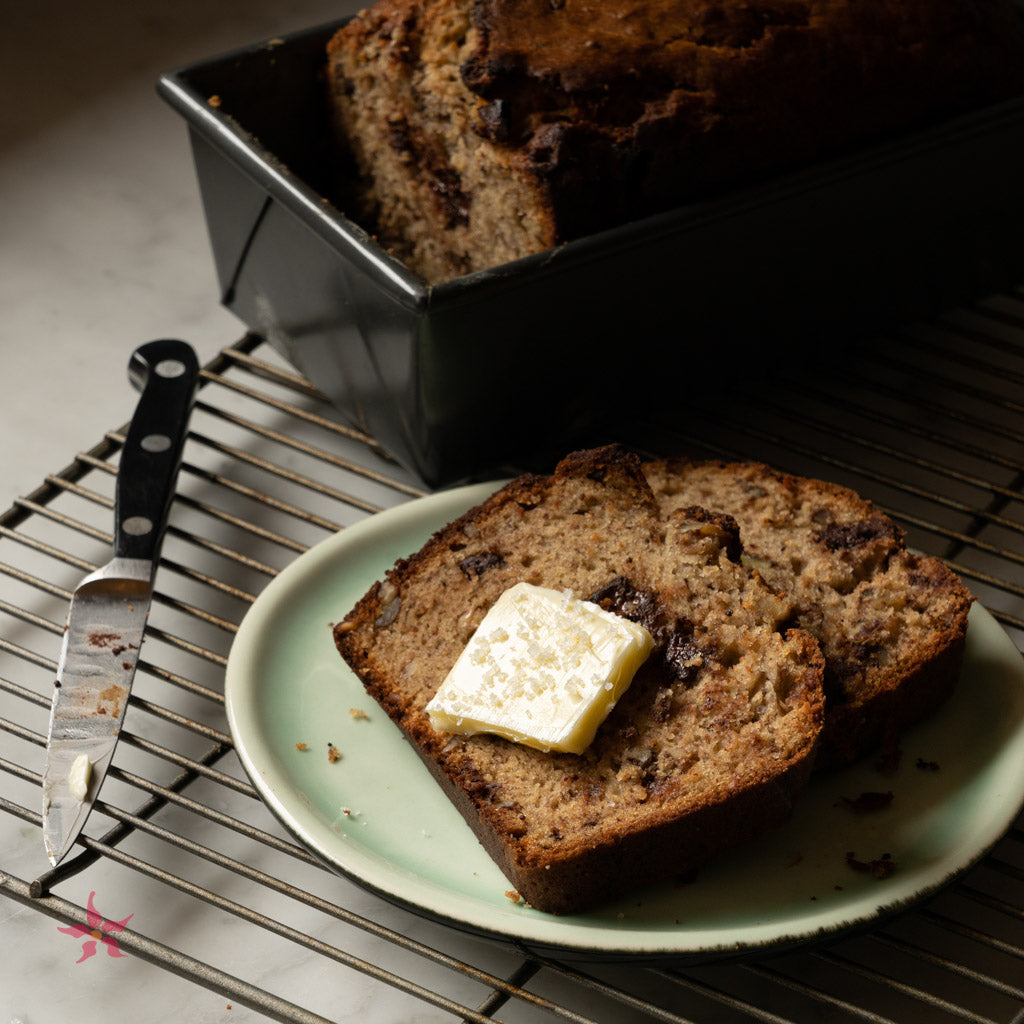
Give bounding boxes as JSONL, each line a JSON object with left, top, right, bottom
{"left": 335, "top": 445, "right": 825, "bottom": 913}
{"left": 643, "top": 458, "right": 973, "bottom": 769}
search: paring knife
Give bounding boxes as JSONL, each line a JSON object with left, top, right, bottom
{"left": 41, "top": 339, "right": 199, "bottom": 866}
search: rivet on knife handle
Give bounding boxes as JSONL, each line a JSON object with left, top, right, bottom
{"left": 41, "top": 339, "right": 199, "bottom": 868}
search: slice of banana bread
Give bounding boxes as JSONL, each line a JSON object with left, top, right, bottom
{"left": 334, "top": 446, "right": 824, "bottom": 913}
{"left": 643, "top": 458, "right": 973, "bottom": 770}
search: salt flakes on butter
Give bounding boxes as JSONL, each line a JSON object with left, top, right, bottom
{"left": 425, "top": 582, "right": 653, "bottom": 754}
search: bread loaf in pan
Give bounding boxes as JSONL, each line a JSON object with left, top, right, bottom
{"left": 162, "top": 11, "right": 1024, "bottom": 486}
{"left": 327, "top": 0, "right": 1024, "bottom": 281}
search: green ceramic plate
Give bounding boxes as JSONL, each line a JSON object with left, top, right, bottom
{"left": 225, "top": 482, "right": 1024, "bottom": 960}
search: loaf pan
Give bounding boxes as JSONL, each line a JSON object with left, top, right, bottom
{"left": 158, "top": 20, "right": 1024, "bottom": 486}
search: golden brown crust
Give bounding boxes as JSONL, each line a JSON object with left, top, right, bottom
{"left": 643, "top": 457, "right": 974, "bottom": 769}
{"left": 335, "top": 445, "right": 825, "bottom": 913}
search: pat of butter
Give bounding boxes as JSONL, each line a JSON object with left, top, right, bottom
{"left": 68, "top": 754, "right": 92, "bottom": 802}
{"left": 426, "top": 582, "right": 653, "bottom": 754}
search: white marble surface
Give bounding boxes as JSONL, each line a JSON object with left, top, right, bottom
{"left": 0, "top": 3, "right": 412, "bottom": 1021}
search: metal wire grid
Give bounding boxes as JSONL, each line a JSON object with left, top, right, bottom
{"left": 1, "top": 300, "right": 1023, "bottom": 1022}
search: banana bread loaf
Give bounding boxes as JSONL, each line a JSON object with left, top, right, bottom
{"left": 334, "top": 445, "right": 825, "bottom": 914}
{"left": 643, "top": 458, "right": 973, "bottom": 770}
{"left": 325, "top": 0, "right": 1024, "bottom": 281}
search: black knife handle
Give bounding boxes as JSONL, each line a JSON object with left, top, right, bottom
{"left": 114, "top": 339, "right": 199, "bottom": 563}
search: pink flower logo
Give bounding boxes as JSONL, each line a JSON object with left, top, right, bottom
{"left": 57, "top": 891, "right": 133, "bottom": 963}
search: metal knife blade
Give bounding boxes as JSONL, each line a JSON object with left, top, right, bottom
{"left": 42, "top": 339, "right": 199, "bottom": 866}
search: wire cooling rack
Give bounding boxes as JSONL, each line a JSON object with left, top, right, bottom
{"left": 2, "top": 300, "right": 1024, "bottom": 1022}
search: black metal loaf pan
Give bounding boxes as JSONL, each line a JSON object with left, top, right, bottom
{"left": 158, "top": 20, "right": 1024, "bottom": 486}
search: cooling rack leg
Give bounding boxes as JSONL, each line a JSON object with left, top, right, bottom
{"left": 466, "top": 959, "right": 542, "bottom": 1022}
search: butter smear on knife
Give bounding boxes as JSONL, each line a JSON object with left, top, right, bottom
{"left": 68, "top": 754, "right": 92, "bottom": 802}
{"left": 426, "top": 582, "right": 653, "bottom": 754}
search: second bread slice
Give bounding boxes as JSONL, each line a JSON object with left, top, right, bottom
{"left": 644, "top": 458, "right": 973, "bottom": 770}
